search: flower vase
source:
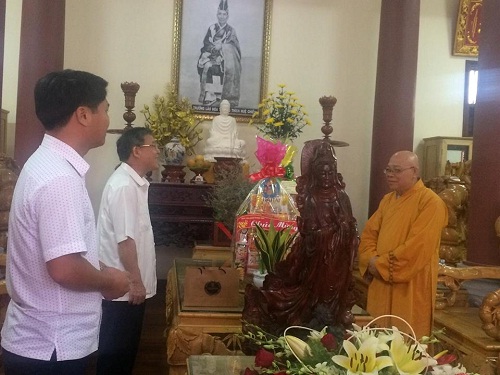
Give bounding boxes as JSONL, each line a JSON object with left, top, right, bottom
{"left": 284, "top": 160, "right": 294, "bottom": 180}
{"left": 280, "top": 142, "right": 297, "bottom": 180}
{"left": 252, "top": 270, "right": 268, "bottom": 288}
{"left": 163, "top": 137, "right": 185, "bottom": 166}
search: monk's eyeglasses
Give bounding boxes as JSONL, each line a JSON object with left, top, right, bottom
{"left": 383, "top": 166, "right": 414, "bottom": 175}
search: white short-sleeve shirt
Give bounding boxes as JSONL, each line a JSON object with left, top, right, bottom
{"left": 1, "top": 134, "right": 102, "bottom": 361}
{"left": 97, "top": 162, "right": 157, "bottom": 301}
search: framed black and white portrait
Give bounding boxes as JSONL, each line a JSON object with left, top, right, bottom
{"left": 171, "top": 0, "right": 272, "bottom": 121}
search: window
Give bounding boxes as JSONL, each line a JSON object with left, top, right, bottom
{"left": 463, "top": 60, "right": 478, "bottom": 137}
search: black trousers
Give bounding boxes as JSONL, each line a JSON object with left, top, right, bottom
{"left": 1, "top": 348, "right": 90, "bottom": 375}
{"left": 96, "top": 299, "right": 146, "bottom": 375}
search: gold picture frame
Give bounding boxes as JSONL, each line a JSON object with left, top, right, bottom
{"left": 171, "top": 0, "right": 272, "bottom": 122}
{"left": 453, "top": 0, "right": 482, "bottom": 57}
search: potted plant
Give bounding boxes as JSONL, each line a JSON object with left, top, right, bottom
{"left": 205, "top": 167, "right": 254, "bottom": 246}
{"left": 253, "top": 222, "right": 297, "bottom": 275}
{"left": 141, "top": 84, "right": 203, "bottom": 158}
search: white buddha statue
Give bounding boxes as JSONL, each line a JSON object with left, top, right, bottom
{"left": 204, "top": 99, "right": 246, "bottom": 162}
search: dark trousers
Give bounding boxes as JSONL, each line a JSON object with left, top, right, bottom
{"left": 96, "top": 299, "right": 146, "bottom": 375}
{"left": 2, "top": 348, "right": 89, "bottom": 375}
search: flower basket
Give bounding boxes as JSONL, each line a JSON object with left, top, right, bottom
{"left": 241, "top": 315, "right": 480, "bottom": 375}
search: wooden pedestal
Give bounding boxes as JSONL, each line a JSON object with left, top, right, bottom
{"left": 162, "top": 165, "right": 186, "bottom": 183}
{"left": 166, "top": 260, "right": 371, "bottom": 375}
{"left": 434, "top": 307, "right": 500, "bottom": 374}
{"left": 166, "top": 262, "right": 243, "bottom": 375}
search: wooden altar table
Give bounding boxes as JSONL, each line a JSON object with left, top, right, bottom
{"left": 148, "top": 182, "right": 214, "bottom": 246}
{"left": 166, "top": 259, "right": 372, "bottom": 375}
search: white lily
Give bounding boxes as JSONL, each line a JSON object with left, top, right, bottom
{"left": 332, "top": 336, "right": 393, "bottom": 375}
{"left": 389, "top": 331, "right": 437, "bottom": 374}
{"left": 285, "top": 335, "right": 312, "bottom": 360}
{"left": 348, "top": 325, "right": 391, "bottom": 353}
{"left": 311, "top": 361, "right": 339, "bottom": 375}
{"left": 308, "top": 326, "right": 328, "bottom": 341}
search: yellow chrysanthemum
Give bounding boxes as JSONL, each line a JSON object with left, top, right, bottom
{"left": 252, "top": 84, "right": 309, "bottom": 142}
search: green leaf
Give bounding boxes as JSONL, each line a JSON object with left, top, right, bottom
{"left": 253, "top": 222, "right": 297, "bottom": 273}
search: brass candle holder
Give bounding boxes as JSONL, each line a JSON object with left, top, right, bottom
{"left": 318, "top": 95, "right": 348, "bottom": 148}
{"left": 300, "top": 95, "right": 349, "bottom": 174}
{"left": 107, "top": 81, "right": 140, "bottom": 134}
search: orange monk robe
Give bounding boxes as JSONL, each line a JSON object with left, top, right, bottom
{"left": 358, "top": 179, "right": 448, "bottom": 338}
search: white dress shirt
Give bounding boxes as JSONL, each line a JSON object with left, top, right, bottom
{"left": 1, "top": 134, "right": 102, "bottom": 361}
{"left": 97, "top": 162, "right": 157, "bottom": 302}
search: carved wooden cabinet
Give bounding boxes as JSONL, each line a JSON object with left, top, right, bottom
{"left": 422, "top": 136, "right": 473, "bottom": 181}
{"left": 148, "top": 183, "right": 214, "bottom": 246}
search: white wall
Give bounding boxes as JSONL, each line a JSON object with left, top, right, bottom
{"left": 3, "top": 0, "right": 468, "bottom": 233}
{"left": 415, "top": 0, "right": 471, "bottom": 153}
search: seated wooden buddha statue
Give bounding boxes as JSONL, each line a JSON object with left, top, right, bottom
{"left": 243, "top": 141, "right": 359, "bottom": 334}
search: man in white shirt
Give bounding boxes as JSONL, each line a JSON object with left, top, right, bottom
{"left": 96, "top": 127, "right": 159, "bottom": 374}
{"left": 1, "top": 69, "right": 130, "bottom": 375}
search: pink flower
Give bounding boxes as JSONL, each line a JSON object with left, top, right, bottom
{"left": 320, "top": 333, "right": 338, "bottom": 351}
{"left": 255, "top": 348, "right": 275, "bottom": 368}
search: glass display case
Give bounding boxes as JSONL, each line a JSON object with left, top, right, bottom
{"left": 166, "top": 259, "right": 245, "bottom": 374}
{"left": 187, "top": 355, "right": 256, "bottom": 375}
{"left": 173, "top": 258, "right": 243, "bottom": 313}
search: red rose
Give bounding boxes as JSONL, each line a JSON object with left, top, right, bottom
{"left": 243, "top": 368, "right": 259, "bottom": 375}
{"left": 320, "top": 333, "right": 337, "bottom": 351}
{"left": 255, "top": 348, "right": 275, "bottom": 368}
{"left": 436, "top": 353, "right": 457, "bottom": 365}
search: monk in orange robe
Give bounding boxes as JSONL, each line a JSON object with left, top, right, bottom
{"left": 358, "top": 150, "right": 448, "bottom": 338}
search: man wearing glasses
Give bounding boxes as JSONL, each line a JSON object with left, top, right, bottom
{"left": 96, "top": 127, "right": 160, "bottom": 374}
{"left": 358, "top": 150, "right": 448, "bottom": 339}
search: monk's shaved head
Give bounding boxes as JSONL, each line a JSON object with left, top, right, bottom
{"left": 390, "top": 151, "right": 420, "bottom": 175}
{"left": 386, "top": 150, "right": 420, "bottom": 195}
